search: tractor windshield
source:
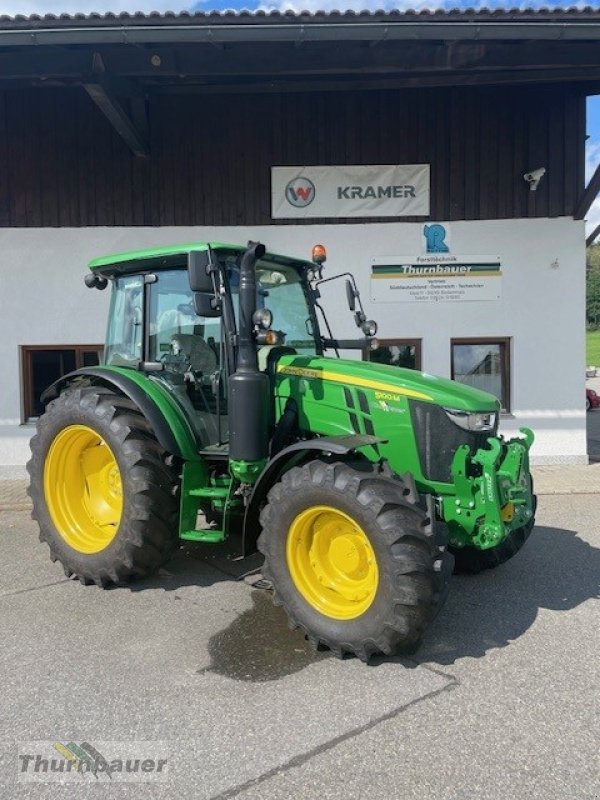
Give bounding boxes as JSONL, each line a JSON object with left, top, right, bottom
{"left": 225, "top": 257, "right": 320, "bottom": 357}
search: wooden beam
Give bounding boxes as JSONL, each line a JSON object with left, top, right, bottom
{"left": 587, "top": 223, "right": 600, "bottom": 248}
{"left": 130, "top": 95, "right": 150, "bottom": 142}
{"left": 0, "top": 39, "right": 600, "bottom": 83}
{"left": 575, "top": 162, "right": 600, "bottom": 220}
{"left": 83, "top": 80, "right": 149, "bottom": 157}
{"left": 150, "top": 68, "right": 600, "bottom": 96}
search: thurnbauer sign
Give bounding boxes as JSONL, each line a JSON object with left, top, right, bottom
{"left": 370, "top": 255, "right": 502, "bottom": 303}
{"left": 271, "top": 165, "right": 430, "bottom": 219}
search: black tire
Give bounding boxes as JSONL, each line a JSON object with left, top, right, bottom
{"left": 450, "top": 494, "right": 537, "bottom": 575}
{"left": 27, "top": 385, "right": 180, "bottom": 587}
{"left": 257, "top": 460, "right": 452, "bottom": 662}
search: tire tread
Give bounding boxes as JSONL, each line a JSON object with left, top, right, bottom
{"left": 258, "top": 461, "right": 453, "bottom": 662}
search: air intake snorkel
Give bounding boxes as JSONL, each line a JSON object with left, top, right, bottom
{"left": 228, "top": 242, "right": 270, "bottom": 470}
{"left": 237, "top": 242, "right": 266, "bottom": 372}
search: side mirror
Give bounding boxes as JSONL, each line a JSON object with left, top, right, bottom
{"left": 188, "top": 250, "right": 216, "bottom": 293}
{"left": 193, "top": 292, "right": 221, "bottom": 318}
{"left": 345, "top": 279, "right": 357, "bottom": 311}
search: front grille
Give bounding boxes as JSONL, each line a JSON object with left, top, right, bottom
{"left": 409, "top": 401, "right": 496, "bottom": 483}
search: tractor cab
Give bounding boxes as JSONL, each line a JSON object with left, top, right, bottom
{"left": 90, "top": 243, "right": 322, "bottom": 452}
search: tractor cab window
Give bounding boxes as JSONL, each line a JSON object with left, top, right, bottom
{"left": 148, "top": 270, "right": 220, "bottom": 370}
{"left": 148, "top": 269, "right": 226, "bottom": 448}
{"left": 105, "top": 275, "right": 144, "bottom": 367}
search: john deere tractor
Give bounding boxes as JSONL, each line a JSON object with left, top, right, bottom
{"left": 28, "top": 242, "right": 536, "bottom": 661}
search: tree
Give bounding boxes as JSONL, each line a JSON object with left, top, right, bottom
{"left": 587, "top": 245, "right": 600, "bottom": 329}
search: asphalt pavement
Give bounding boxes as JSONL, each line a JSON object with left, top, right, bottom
{"left": 0, "top": 483, "right": 599, "bottom": 799}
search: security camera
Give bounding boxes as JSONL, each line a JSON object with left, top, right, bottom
{"left": 523, "top": 167, "right": 546, "bottom": 192}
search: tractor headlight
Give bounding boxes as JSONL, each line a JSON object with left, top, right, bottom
{"left": 252, "top": 308, "right": 273, "bottom": 330}
{"left": 361, "top": 319, "right": 378, "bottom": 337}
{"left": 444, "top": 409, "right": 497, "bottom": 433}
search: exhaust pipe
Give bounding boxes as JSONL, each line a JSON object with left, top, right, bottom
{"left": 228, "top": 242, "right": 270, "bottom": 465}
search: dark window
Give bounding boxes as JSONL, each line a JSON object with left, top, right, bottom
{"left": 21, "top": 345, "right": 103, "bottom": 420}
{"left": 363, "top": 339, "right": 422, "bottom": 371}
{"left": 451, "top": 338, "right": 510, "bottom": 411}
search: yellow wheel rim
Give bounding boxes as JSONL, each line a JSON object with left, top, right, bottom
{"left": 286, "top": 505, "right": 379, "bottom": 620}
{"left": 43, "top": 424, "right": 123, "bottom": 554}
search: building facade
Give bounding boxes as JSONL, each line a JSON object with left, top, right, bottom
{"left": 0, "top": 9, "right": 598, "bottom": 471}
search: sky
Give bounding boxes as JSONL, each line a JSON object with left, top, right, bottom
{"left": 0, "top": 0, "right": 597, "bottom": 236}
{"left": 1, "top": 0, "right": 599, "bottom": 14}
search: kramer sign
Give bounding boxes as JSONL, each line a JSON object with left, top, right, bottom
{"left": 370, "top": 255, "right": 502, "bottom": 303}
{"left": 271, "top": 165, "right": 430, "bottom": 219}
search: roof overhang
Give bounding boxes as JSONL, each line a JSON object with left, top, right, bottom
{"left": 1, "top": 9, "right": 598, "bottom": 156}
{"left": 0, "top": 8, "right": 599, "bottom": 47}
{"left": 0, "top": 19, "right": 598, "bottom": 47}
{"left": 0, "top": 12, "right": 598, "bottom": 94}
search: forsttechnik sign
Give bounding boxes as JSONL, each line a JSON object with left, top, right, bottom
{"left": 370, "top": 254, "right": 502, "bottom": 303}
{"left": 271, "top": 165, "right": 430, "bottom": 219}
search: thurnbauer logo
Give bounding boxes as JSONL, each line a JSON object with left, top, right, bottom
{"left": 285, "top": 176, "right": 315, "bottom": 208}
{"left": 19, "top": 742, "right": 168, "bottom": 781}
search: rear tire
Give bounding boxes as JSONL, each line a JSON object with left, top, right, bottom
{"left": 257, "top": 461, "right": 452, "bottom": 662}
{"left": 27, "top": 386, "right": 180, "bottom": 587}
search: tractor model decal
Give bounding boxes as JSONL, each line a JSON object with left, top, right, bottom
{"left": 277, "top": 365, "right": 432, "bottom": 401}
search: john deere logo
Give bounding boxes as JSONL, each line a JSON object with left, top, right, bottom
{"left": 285, "top": 177, "right": 315, "bottom": 208}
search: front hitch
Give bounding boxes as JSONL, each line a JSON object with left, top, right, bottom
{"left": 442, "top": 427, "right": 535, "bottom": 550}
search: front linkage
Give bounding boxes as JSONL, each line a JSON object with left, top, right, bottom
{"left": 442, "top": 428, "right": 535, "bottom": 551}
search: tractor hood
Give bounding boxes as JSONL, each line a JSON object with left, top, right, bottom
{"left": 275, "top": 354, "right": 500, "bottom": 413}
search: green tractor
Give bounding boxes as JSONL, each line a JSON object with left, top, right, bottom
{"left": 28, "top": 242, "right": 536, "bottom": 661}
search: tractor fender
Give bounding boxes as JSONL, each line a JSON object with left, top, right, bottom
{"left": 242, "top": 433, "right": 385, "bottom": 555}
{"left": 40, "top": 366, "right": 201, "bottom": 461}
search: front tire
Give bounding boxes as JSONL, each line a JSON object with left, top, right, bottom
{"left": 27, "top": 386, "right": 180, "bottom": 587}
{"left": 257, "top": 461, "right": 452, "bottom": 662}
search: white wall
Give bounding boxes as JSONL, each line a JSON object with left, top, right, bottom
{"left": 0, "top": 217, "right": 587, "bottom": 468}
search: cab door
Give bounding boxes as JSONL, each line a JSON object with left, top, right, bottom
{"left": 147, "top": 269, "right": 228, "bottom": 447}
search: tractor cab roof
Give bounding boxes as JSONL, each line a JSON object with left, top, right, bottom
{"left": 88, "top": 242, "right": 315, "bottom": 276}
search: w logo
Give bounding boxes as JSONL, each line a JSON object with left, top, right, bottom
{"left": 285, "top": 177, "right": 315, "bottom": 208}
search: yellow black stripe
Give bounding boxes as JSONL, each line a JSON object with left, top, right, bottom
{"left": 277, "top": 365, "right": 432, "bottom": 401}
